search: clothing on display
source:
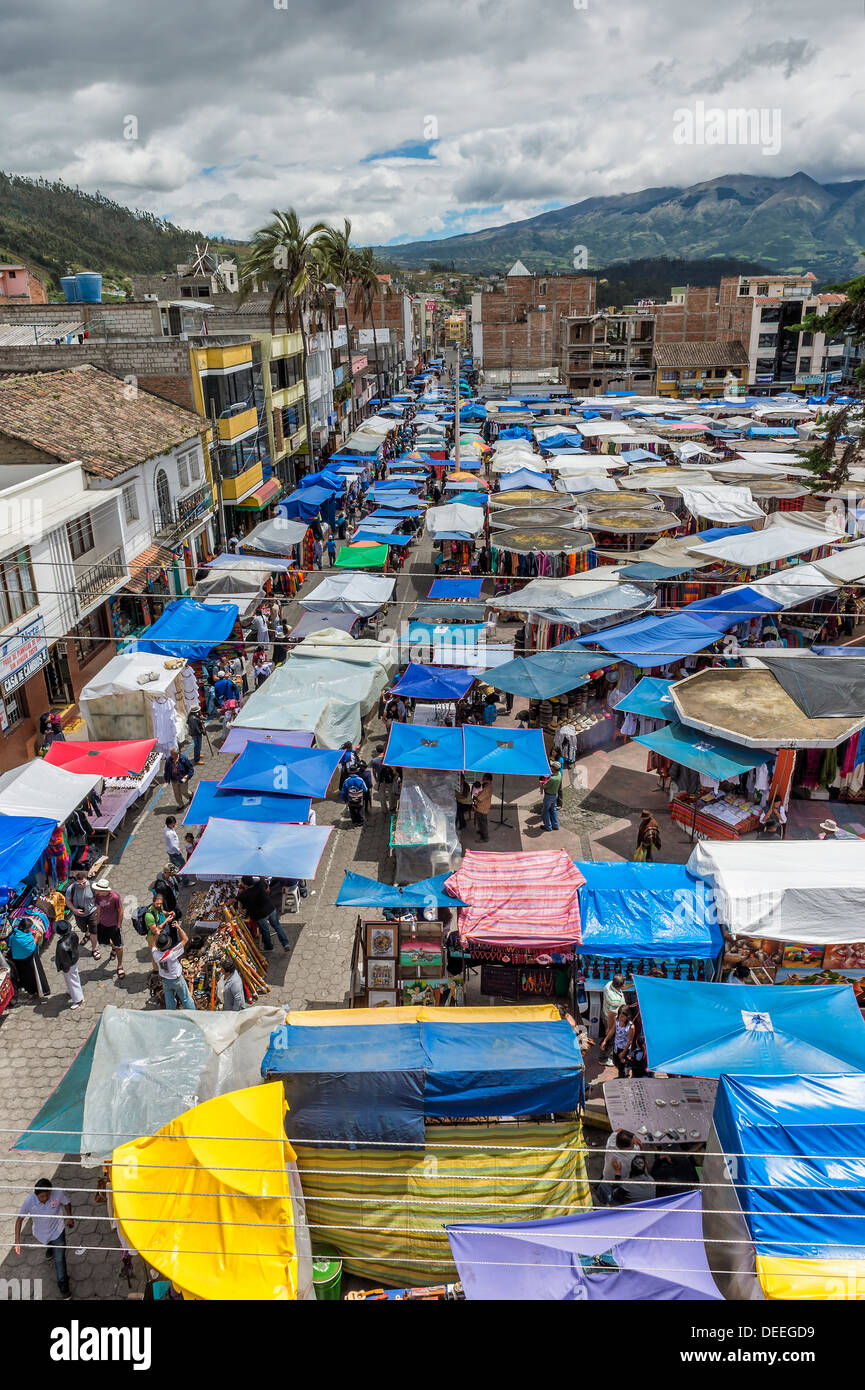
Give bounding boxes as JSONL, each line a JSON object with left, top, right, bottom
{"left": 151, "top": 696, "right": 178, "bottom": 751}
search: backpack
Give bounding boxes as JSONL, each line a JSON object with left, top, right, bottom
{"left": 132, "top": 905, "right": 150, "bottom": 937}
{"left": 346, "top": 781, "right": 365, "bottom": 806}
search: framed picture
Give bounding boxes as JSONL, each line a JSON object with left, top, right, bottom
{"left": 399, "top": 937, "right": 443, "bottom": 969}
{"left": 367, "top": 924, "right": 396, "bottom": 959}
{"left": 369, "top": 959, "right": 396, "bottom": 990}
{"left": 367, "top": 989, "right": 397, "bottom": 1008}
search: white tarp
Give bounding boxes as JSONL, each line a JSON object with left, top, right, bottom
{"left": 620, "top": 470, "right": 715, "bottom": 490}
{"left": 244, "top": 517, "right": 309, "bottom": 553}
{"left": 678, "top": 485, "right": 766, "bottom": 524}
{"left": 687, "top": 841, "right": 865, "bottom": 944}
{"left": 572, "top": 420, "right": 634, "bottom": 437}
{"left": 748, "top": 563, "right": 840, "bottom": 608}
{"left": 491, "top": 457, "right": 547, "bottom": 474}
{"left": 0, "top": 761, "right": 102, "bottom": 823}
{"left": 691, "top": 522, "right": 829, "bottom": 567}
{"left": 79, "top": 653, "right": 189, "bottom": 744}
{"left": 489, "top": 575, "right": 620, "bottom": 614}
{"left": 299, "top": 572, "right": 395, "bottom": 616}
{"left": 560, "top": 473, "right": 618, "bottom": 494}
{"left": 815, "top": 543, "right": 865, "bottom": 584}
{"left": 425, "top": 503, "right": 486, "bottom": 536}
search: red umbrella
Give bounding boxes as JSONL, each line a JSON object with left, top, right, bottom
{"left": 44, "top": 739, "right": 157, "bottom": 779}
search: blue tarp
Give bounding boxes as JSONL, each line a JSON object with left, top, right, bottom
{"left": 582, "top": 612, "right": 727, "bottom": 662}
{"left": 136, "top": 599, "right": 238, "bottom": 659}
{"left": 463, "top": 724, "right": 550, "bottom": 776}
{"left": 181, "top": 819, "right": 332, "bottom": 880}
{"left": 383, "top": 723, "right": 466, "bottom": 771}
{"left": 279, "top": 489, "right": 329, "bottom": 521}
{"left": 368, "top": 507, "right": 423, "bottom": 519}
{"left": 746, "top": 426, "right": 798, "bottom": 437}
{"left": 620, "top": 448, "right": 659, "bottom": 463}
{"left": 335, "top": 871, "right": 466, "bottom": 909}
{"left": 217, "top": 743, "right": 341, "bottom": 797}
{"left": 634, "top": 720, "right": 770, "bottom": 780}
{"left": 262, "top": 1018, "right": 584, "bottom": 1145}
{"left": 13, "top": 1024, "right": 99, "bottom": 1153}
{"left": 428, "top": 578, "right": 484, "bottom": 599}
{"left": 411, "top": 603, "right": 486, "bottom": 623}
{"left": 448, "top": 1191, "right": 722, "bottom": 1302}
{"left": 694, "top": 526, "right": 754, "bottom": 545}
{"left": 714, "top": 1074, "right": 865, "bottom": 1263}
{"left": 576, "top": 861, "right": 722, "bottom": 960}
{"left": 487, "top": 649, "right": 603, "bottom": 699}
{"left": 0, "top": 814, "right": 57, "bottom": 892}
{"left": 183, "top": 780, "right": 311, "bottom": 827}
{"left": 299, "top": 468, "right": 344, "bottom": 491}
{"left": 619, "top": 561, "right": 700, "bottom": 581}
{"left": 354, "top": 530, "right": 411, "bottom": 547}
{"left": 497, "top": 470, "right": 555, "bottom": 491}
{"left": 538, "top": 432, "right": 585, "bottom": 449}
{"left": 391, "top": 663, "right": 476, "bottom": 700}
{"left": 614, "top": 677, "right": 675, "bottom": 720}
{"left": 447, "top": 492, "right": 487, "bottom": 506}
{"left": 635, "top": 979, "right": 865, "bottom": 1077}
{"left": 499, "top": 426, "right": 534, "bottom": 440}
{"left": 681, "top": 586, "right": 783, "bottom": 626}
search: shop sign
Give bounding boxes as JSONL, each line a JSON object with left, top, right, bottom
{"left": 0, "top": 616, "right": 48, "bottom": 694}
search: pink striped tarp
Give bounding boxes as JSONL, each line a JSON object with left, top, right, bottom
{"left": 446, "top": 850, "right": 584, "bottom": 949}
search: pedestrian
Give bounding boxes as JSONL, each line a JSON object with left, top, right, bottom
{"left": 473, "top": 773, "right": 494, "bottom": 841}
{"left": 144, "top": 894, "right": 179, "bottom": 948}
{"left": 540, "top": 760, "right": 562, "bottom": 832}
{"left": 184, "top": 831, "right": 197, "bottom": 860}
{"left": 221, "top": 957, "right": 247, "bottom": 1011}
{"left": 455, "top": 775, "right": 472, "bottom": 831}
{"left": 64, "top": 869, "right": 100, "bottom": 960}
{"left": 164, "top": 815, "right": 186, "bottom": 870}
{"left": 228, "top": 533, "right": 240, "bottom": 553}
{"left": 53, "top": 918, "right": 83, "bottom": 1010}
{"left": 153, "top": 864, "right": 183, "bottom": 922}
{"left": 204, "top": 673, "right": 218, "bottom": 717}
{"left": 598, "top": 1130, "right": 642, "bottom": 1206}
{"left": 92, "top": 878, "right": 126, "bottom": 978}
{"left": 326, "top": 534, "right": 337, "bottom": 566}
{"left": 253, "top": 608, "right": 270, "bottom": 650}
{"left": 342, "top": 769, "right": 368, "bottom": 825}
{"left": 213, "top": 670, "right": 239, "bottom": 705}
{"left": 7, "top": 916, "right": 50, "bottom": 998}
{"left": 613, "top": 1005, "right": 636, "bottom": 1078}
{"left": 313, "top": 537, "right": 323, "bottom": 569}
{"left": 635, "top": 808, "right": 661, "bottom": 862}
{"left": 229, "top": 653, "right": 248, "bottom": 697}
{"left": 14, "top": 1179, "right": 73, "bottom": 1299}
{"left": 254, "top": 657, "right": 273, "bottom": 687}
{"left": 600, "top": 972, "right": 627, "bottom": 1062}
{"left": 338, "top": 742, "right": 361, "bottom": 790}
{"left": 151, "top": 922, "right": 196, "bottom": 1010}
{"left": 370, "top": 744, "right": 398, "bottom": 814}
{"left": 187, "top": 703, "right": 204, "bottom": 764}
{"left": 237, "top": 876, "right": 289, "bottom": 952}
{"left": 163, "top": 746, "right": 194, "bottom": 808}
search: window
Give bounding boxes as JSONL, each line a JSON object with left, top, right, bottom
{"left": 177, "top": 453, "right": 189, "bottom": 489}
{"left": 761, "top": 306, "right": 781, "bottom": 323}
{"left": 201, "top": 367, "right": 254, "bottom": 419}
{"left": 73, "top": 603, "right": 110, "bottom": 665}
{"left": 660, "top": 370, "right": 678, "bottom": 382}
{"left": 280, "top": 403, "right": 304, "bottom": 438}
{"left": 758, "top": 333, "right": 777, "bottom": 348}
{"left": 123, "top": 484, "right": 139, "bottom": 523}
{"left": 0, "top": 549, "right": 37, "bottom": 626}
{"left": 739, "top": 283, "right": 750, "bottom": 295}
{"left": 0, "top": 685, "right": 28, "bottom": 734}
{"left": 756, "top": 358, "right": 776, "bottom": 373}
{"left": 757, "top": 283, "right": 769, "bottom": 296}
{"left": 800, "top": 332, "right": 813, "bottom": 347}
{"left": 66, "top": 514, "right": 95, "bottom": 561}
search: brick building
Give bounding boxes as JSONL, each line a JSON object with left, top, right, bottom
{"left": 471, "top": 263, "right": 596, "bottom": 377}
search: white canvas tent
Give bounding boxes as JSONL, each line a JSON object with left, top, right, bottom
{"left": 299, "top": 572, "right": 395, "bottom": 617}
{"left": 0, "top": 761, "right": 102, "bottom": 824}
{"left": 677, "top": 485, "right": 766, "bottom": 525}
{"left": 79, "top": 652, "right": 189, "bottom": 745}
{"left": 690, "top": 521, "right": 829, "bottom": 567}
{"left": 425, "top": 503, "right": 486, "bottom": 536}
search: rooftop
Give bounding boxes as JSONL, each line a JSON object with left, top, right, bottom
{"left": 653, "top": 340, "right": 750, "bottom": 369}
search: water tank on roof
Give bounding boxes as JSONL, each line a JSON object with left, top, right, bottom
{"left": 75, "top": 272, "right": 102, "bottom": 303}
{"left": 60, "top": 276, "right": 79, "bottom": 303}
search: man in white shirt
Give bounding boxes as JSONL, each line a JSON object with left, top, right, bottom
{"left": 598, "top": 1130, "right": 642, "bottom": 1205}
{"left": 14, "top": 1179, "right": 73, "bottom": 1298}
{"left": 151, "top": 923, "right": 196, "bottom": 1010}
{"left": 163, "top": 816, "right": 185, "bottom": 869}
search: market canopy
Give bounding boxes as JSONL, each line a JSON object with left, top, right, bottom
{"left": 755, "top": 654, "right": 865, "bottom": 719}
{"left": 577, "top": 861, "right": 722, "bottom": 960}
{"left": 335, "top": 871, "right": 467, "bottom": 910}
{"left": 614, "top": 678, "right": 675, "bottom": 720}
{"left": 463, "top": 724, "right": 550, "bottom": 775}
{"left": 183, "top": 781, "right": 311, "bottom": 827}
{"left": 217, "top": 743, "right": 341, "bottom": 797}
{"left": 687, "top": 840, "right": 865, "bottom": 943}
{"left": 428, "top": 578, "right": 484, "bottom": 599}
{"left": 390, "top": 663, "right": 476, "bottom": 701}
{"left": 353, "top": 530, "right": 410, "bottom": 548}
{"left": 446, "top": 849, "right": 584, "bottom": 949}
{"left": 583, "top": 612, "right": 727, "bottom": 663}
{"left": 486, "top": 649, "right": 604, "bottom": 699}
{"left": 0, "top": 761, "right": 103, "bottom": 824}
{"left": 411, "top": 602, "right": 487, "bottom": 624}
{"left": 447, "top": 1191, "right": 722, "bottom": 1302}
{"left": 680, "top": 586, "right": 783, "bottom": 625}
{"left": 243, "top": 516, "right": 310, "bottom": 551}
{"left": 496, "top": 469, "right": 555, "bottom": 491}
{"left": 678, "top": 484, "right": 766, "bottom": 524}
{"left": 636, "top": 978, "right": 865, "bottom": 1079}
{"left": 111, "top": 1083, "right": 311, "bottom": 1301}
{"left": 136, "top": 598, "right": 238, "bottom": 659}
{"left": 383, "top": 722, "right": 466, "bottom": 771}
{"left": 44, "top": 738, "right": 156, "bottom": 779}
{"left": 180, "top": 820, "right": 332, "bottom": 880}
{"left": 334, "top": 542, "right": 388, "bottom": 569}
{"left": 288, "top": 611, "right": 357, "bottom": 641}
{"left": 0, "top": 814, "right": 57, "bottom": 894}
{"left": 690, "top": 520, "right": 829, "bottom": 567}
{"left": 635, "top": 720, "right": 770, "bottom": 781}
{"left": 300, "top": 572, "right": 395, "bottom": 616}
{"left": 425, "top": 502, "right": 486, "bottom": 536}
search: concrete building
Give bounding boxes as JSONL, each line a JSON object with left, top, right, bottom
{"left": 653, "top": 340, "right": 750, "bottom": 398}
{"left": 562, "top": 311, "right": 656, "bottom": 395}
{"left": 0, "top": 265, "right": 49, "bottom": 305}
{"left": 717, "top": 274, "right": 848, "bottom": 389}
{"left": 470, "top": 263, "right": 596, "bottom": 379}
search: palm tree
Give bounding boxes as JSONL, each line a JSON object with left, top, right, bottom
{"left": 239, "top": 209, "right": 327, "bottom": 475}
{"left": 317, "top": 218, "right": 360, "bottom": 436}
{"left": 353, "top": 246, "right": 392, "bottom": 412}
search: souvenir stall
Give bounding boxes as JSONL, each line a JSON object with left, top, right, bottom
{"left": 489, "top": 526, "right": 597, "bottom": 579}
{"left": 338, "top": 872, "right": 466, "bottom": 1009}
{"left": 44, "top": 738, "right": 161, "bottom": 852}
{"left": 584, "top": 507, "right": 683, "bottom": 560}
{"left": 391, "top": 772, "right": 462, "bottom": 881}
{"left": 78, "top": 651, "right": 191, "bottom": 751}
{"left": 0, "top": 814, "right": 59, "bottom": 1015}
{"left": 636, "top": 721, "right": 771, "bottom": 840}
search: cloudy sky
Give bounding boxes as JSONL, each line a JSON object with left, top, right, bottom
{"left": 2, "top": 0, "right": 863, "bottom": 246}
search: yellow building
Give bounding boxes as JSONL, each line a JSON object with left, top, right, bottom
{"left": 654, "top": 340, "right": 750, "bottom": 398}
{"left": 443, "top": 311, "right": 467, "bottom": 347}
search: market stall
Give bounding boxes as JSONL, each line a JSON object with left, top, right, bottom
{"left": 78, "top": 652, "right": 192, "bottom": 750}
{"left": 44, "top": 738, "right": 162, "bottom": 850}
{"left": 339, "top": 872, "right": 466, "bottom": 1008}
{"left": 636, "top": 721, "right": 771, "bottom": 840}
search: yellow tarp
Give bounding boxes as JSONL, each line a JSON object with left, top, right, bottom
{"left": 285, "top": 1004, "right": 562, "bottom": 1027}
{"left": 757, "top": 1254, "right": 865, "bottom": 1300}
{"left": 111, "top": 1082, "right": 303, "bottom": 1301}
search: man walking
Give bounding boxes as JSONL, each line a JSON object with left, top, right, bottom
{"left": 370, "top": 744, "right": 398, "bottom": 815}
{"left": 163, "top": 746, "right": 194, "bottom": 808}
{"left": 151, "top": 922, "right": 196, "bottom": 1009}
{"left": 93, "top": 878, "right": 126, "bottom": 978}
{"left": 600, "top": 972, "right": 627, "bottom": 1063}
{"left": 53, "top": 919, "right": 83, "bottom": 1011}
{"left": 473, "top": 773, "right": 494, "bottom": 842}
{"left": 15, "top": 1179, "right": 74, "bottom": 1299}
{"left": 540, "top": 760, "right": 563, "bottom": 832}
{"left": 187, "top": 703, "right": 205, "bottom": 764}
{"left": 221, "top": 957, "right": 247, "bottom": 1011}
{"left": 237, "top": 876, "right": 289, "bottom": 952}
{"left": 164, "top": 816, "right": 186, "bottom": 870}
{"left": 65, "top": 870, "right": 100, "bottom": 961}
{"left": 342, "top": 769, "right": 368, "bottom": 825}
{"left": 326, "top": 534, "right": 337, "bottom": 566}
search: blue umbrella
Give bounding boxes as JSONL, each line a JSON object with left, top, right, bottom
{"left": 217, "top": 744, "right": 342, "bottom": 797}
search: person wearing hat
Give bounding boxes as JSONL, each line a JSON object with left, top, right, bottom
{"left": 818, "top": 819, "right": 844, "bottom": 840}
{"left": 540, "top": 760, "right": 563, "bottom": 832}
{"left": 53, "top": 918, "right": 83, "bottom": 1010}
{"left": 93, "top": 879, "right": 125, "bottom": 978}
{"left": 151, "top": 921, "right": 195, "bottom": 1010}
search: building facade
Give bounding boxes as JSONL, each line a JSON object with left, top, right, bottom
{"left": 470, "top": 263, "right": 596, "bottom": 376}
{"left": 562, "top": 311, "right": 656, "bottom": 395}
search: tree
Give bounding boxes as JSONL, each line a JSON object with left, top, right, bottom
{"left": 353, "top": 246, "right": 392, "bottom": 408}
{"left": 317, "top": 218, "right": 360, "bottom": 435}
{"left": 239, "top": 209, "right": 327, "bottom": 473}
{"left": 792, "top": 268, "right": 865, "bottom": 490}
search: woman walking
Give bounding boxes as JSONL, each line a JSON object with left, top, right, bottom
{"left": 635, "top": 809, "right": 661, "bottom": 862}
{"left": 613, "top": 1005, "right": 636, "bottom": 1078}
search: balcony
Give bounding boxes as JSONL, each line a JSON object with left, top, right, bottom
{"left": 152, "top": 484, "right": 214, "bottom": 545}
{"left": 75, "top": 547, "right": 127, "bottom": 612}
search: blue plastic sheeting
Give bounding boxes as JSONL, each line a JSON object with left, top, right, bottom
{"left": 746, "top": 425, "right": 798, "bottom": 437}
{"left": 463, "top": 724, "right": 550, "bottom": 776}
{"left": 487, "top": 649, "right": 603, "bottom": 699}
{"left": 183, "top": 780, "right": 311, "bottom": 827}
{"left": 447, "top": 492, "right": 488, "bottom": 506}
{"left": 411, "top": 602, "right": 487, "bottom": 623}
{"left": 538, "top": 432, "right": 585, "bottom": 449}
{"left": 448, "top": 1191, "right": 722, "bottom": 1302}
{"left": 693, "top": 525, "right": 754, "bottom": 545}
{"left": 391, "top": 663, "right": 476, "bottom": 700}
{"left": 619, "top": 560, "right": 700, "bottom": 581}
{"left": 406, "top": 621, "right": 487, "bottom": 648}
{"left": 620, "top": 448, "right": 659, "bottom": 463}
{"left": 217, "top": 743, "right": 341, "bottom": 797}
{"left": 368, "top": 507, "right": 423, "bottom": 518}
{"left": 14, "top": 1023, "right": 99, "bottom": 1153}
{"left": 354, "top": 530, "right": 411, "bottom": 547}
{"left": 335, "top": 871, "right": 466, "bottom": 909}
{"left": 582, "top": 612, "right": 727, "bottom": 662}
{"left": 384, "top": 722, "right": 465, "bottom": 770}
{"left": 429, "top": 578, "right": 484, "bottom": 599}
{"left": 299, "top": 468, "right": 344, "bottom": 491}
{"left": 278, "top": 489, "right": 325, "bottom": 521}
{"left": 714, "top": 1074, "right": 865, "bottom": 1263}
{"left": 262, "top": 1018, "right": 583, "bottom": 1145}
{"left": 614, "top": 677, "right": 675, "bottom": 720}
{"left": 181, "top": 819, "right": 332, "bottom": 880}
{"left": 635, "top": 978, "right": 865, "bottom": 1078}
{"left": 576, "top": 861, "right": 722, "bottom": 960}
{"left": 136, "top": 599, "right": 238, "bottom": 659}
{"left": 635, "top": 720, "right": 770, "bottom": 780}
{"left": 497, "top": 469, "right": 555, "bottom": 491}
{"left": 0, "top": 814, "right": 57, "bottom": 892}
{"left": 431, "top": 532, "right": 474, "bottom": 541}
{"left": 681, "top": 586, "right": 783, "bottom": 626}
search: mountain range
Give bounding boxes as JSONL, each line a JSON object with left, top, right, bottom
{"left": 373, "top": 173, "right": 865, "bottom": 280}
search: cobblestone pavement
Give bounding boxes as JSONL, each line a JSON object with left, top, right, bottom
{"left": 0, "top": 528, "right": 684, "bottom": 1300}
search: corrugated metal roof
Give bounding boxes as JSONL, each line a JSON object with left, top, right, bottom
{"left": 654, "top": 340, "right": 750, "bottom": 369}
